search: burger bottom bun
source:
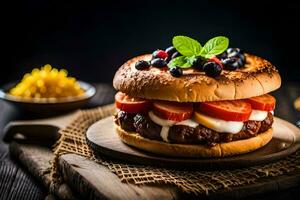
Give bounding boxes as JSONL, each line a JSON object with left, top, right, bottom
{"left": 115, "top": 125, "right": 273, "bottom": 158}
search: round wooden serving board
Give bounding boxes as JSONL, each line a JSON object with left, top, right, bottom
{"left": 86, "top": 116, "right": 300, "bottom": 169}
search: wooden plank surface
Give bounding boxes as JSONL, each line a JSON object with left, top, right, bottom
{"left": 0, "top": 101, "right": 47, "bottom": 200}
{"left": 59, "top": 154, "right": 181, "bottom": 200}
{"left": 9, "top": 142, "right": 78, "bottom": 200}
{"left": 0, "top": 156, "right": 46, "bottom": 200}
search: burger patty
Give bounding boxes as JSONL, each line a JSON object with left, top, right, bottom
{"left": 114, "top": 111, "right": 273, "bottom": 146}
{"left": 115, "top": 111, "right": 136, "bottom": 132}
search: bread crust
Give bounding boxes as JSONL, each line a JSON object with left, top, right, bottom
{"left": 113, "top": 54, "right": 281, "bottom": 102}
{"left": 115, "top": 124, "right": 273, "bottom": 157}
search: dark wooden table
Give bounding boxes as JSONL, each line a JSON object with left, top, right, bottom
{"left": 0, "top": 82, "right": 299, "bottom": 200}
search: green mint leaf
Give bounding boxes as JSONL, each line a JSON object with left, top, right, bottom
{"left": 180, "top": 61, "right": 193, "bottom": 68}
{"left": 199, "top": 36, "right": 229, "bottom": 59}
{"left": 167, "top": 56, "right": 192, "bottom": 68}
{"left": 168, "top": 56, "right": 186, "bottom": 68}
{"left": 186, "top": 55, "right": 197, "bottom": 65}
{"left": 172, "top": 36, "right": 202, "bottom": 56}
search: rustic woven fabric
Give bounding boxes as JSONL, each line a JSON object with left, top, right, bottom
{"left": 52, "top": 104, "right": 300, "bottom": 195}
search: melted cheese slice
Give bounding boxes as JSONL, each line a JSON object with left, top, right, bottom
{"left": 176, "top": 119, "right": 199, "bottom": 128}
{"left": 249, "top": 109, "right": 268, "bottom": 121}
{"left": 160, "top": 126, "right": 170, "bottom": 142}
{"left": 148, "top": 111, "right": 198, "bottom": 142}
{"left": 194, "top": 112, "right": 244, "bottom": 134}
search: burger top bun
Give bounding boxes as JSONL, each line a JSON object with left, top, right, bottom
{"left": 113, "top": 54, "right": 281, "bottom": 102}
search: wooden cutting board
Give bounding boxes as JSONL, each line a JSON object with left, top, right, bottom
{"left": 86, "top": 116, "right": 300, "bottom": 169}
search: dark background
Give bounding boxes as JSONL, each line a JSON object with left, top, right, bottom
{"left": 1, "top": 0, "right": 300, "bottom": 86}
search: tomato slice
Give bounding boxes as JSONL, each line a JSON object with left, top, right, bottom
{"left": 195, "top": 100, "right": 252, "bottom": 121}
{"left": 153, "top": 101, "right": 193, "bottom": 122}
{"left": 115, "top": 92, "right": 151, "bottom": 113}
{"left": 245, "top": 94, "right": 276, "bottom": 111}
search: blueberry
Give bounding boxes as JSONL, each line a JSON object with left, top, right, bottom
{"left": 165, "top": 46, "right": 177, "bottom": 56}
{"left": 237, "top": 53, "right": 246, "bottom": 65}
{"left": 192, "top": 58, "right": 205, "bottom": 71}
{"left": 203, "top": 62, "right": 222, "bottom": 77}
{"left": 222, "top": 57, "right": 239, "bottom": 70}
{"left": 227, "top": 47, "right": 241, "bottom": 54}
{"left": 151, "top": 58, "right": 167, "bottom": 68}
{"left": 237, "top": 57, "right": 244, "bottom": 67}
{"left": 171, "top": 51, "right": 181, "bottom": 59}
{"left": 135, "top": 60, "right": 150, "bottom": 70}
{"left": 169, "top": 67, "right": 183, "bottom": 77}
{"left": 166, "top": 57, "right": 172, "bottom": 63}
{"left": 227, "top": 48, "right": 242, "bottom": 58}
{"left": 230, "top": 53, "right": 246, "bottom": 68}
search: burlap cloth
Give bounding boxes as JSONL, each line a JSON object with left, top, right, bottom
{"left": 52, "top": 104, "right": 300, "bottom": 195}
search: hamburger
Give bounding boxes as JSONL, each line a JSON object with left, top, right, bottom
{"left": 113, "top": 36, "right": 281, "bottom": 157}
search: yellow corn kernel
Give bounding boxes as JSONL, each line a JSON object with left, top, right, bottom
{"left": 9, "top": 64, "right": 84, "bottom": 98}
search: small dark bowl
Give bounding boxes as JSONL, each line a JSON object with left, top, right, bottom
{"left": 0, "top": 81, "right": 96, "bottom": 115}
